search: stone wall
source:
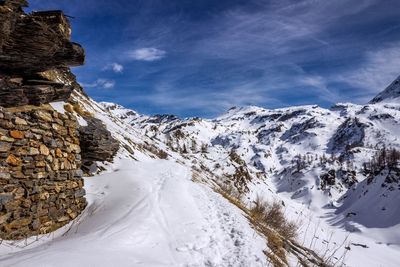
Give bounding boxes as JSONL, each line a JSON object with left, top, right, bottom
{"left": 0, "top": 0, "right": 89, "bottom": 239}
{"left": 0, "top": 105, "right": 86, "bottom": 239}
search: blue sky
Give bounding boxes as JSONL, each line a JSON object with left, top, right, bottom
{"left": 28, "top": 0, "right": 400, "bottom": 118}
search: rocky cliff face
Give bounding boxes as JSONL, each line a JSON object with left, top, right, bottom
{"left": 0, "top": 0, "right": 89, "bottom": 239}
{"left": 369, "top": 75, "right": 400, "bottom": 104}
{"left": 0, "top": 0, "right": 84, "bottom": 108}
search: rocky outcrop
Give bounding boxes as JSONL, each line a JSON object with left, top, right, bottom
{"left": 0, "top": 77, "right": 74, "bottom": 108}
{"left": 0, "top": 105, "right": 86, "bottom": 239}
{"left": 328, "top": 118, "right": 367, "bottom": 154}
{"left": 0, "top": 3, "right": 84, "bottom": 75}
{"left": 79, "top": 117, "right": 119, "bottom": 167}
{"left": 369, "top": 75, "right": 400, "bottom": 104}
{"left": 0, "top": 0, "right": 84, "bottom": 107}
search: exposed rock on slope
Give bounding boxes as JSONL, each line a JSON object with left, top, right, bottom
{"left": 79, "top": 117, "right": 119, "bottom": 170}
{"left": 328, "top": 117, "right": 367, "bottom": 155}
{"left": 370, "top": 75, "right": 400, "bottom": 104}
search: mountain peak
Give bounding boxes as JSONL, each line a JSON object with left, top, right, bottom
{"left": 369, "top": 75, "right": 400, "bottom": 104}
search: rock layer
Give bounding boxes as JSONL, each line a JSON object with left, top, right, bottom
{"left": 0, "top": 0, "right": 84, "bottom": 108}
{"left": 0, "top": 2, "right": 84, "bottom": 75}
{"left": 79, "top": 117, "right": 119, "bottom": 166}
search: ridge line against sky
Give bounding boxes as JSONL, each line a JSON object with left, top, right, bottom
{"left": 28, "top": 0, "right": 400, "bottom": 118}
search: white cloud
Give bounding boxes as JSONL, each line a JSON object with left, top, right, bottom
{"left": 128, "top": 48, "right": 166, "bottom": 61}
{"left": 82, "top": 79, "right": 116, "bottom": 89}
{"left": 338, "top": 44, "right": 400, "bottom": 93}
{"left": 103, "top": 63, "right": 124, "bottom": 73}
{"left": 124, "top": 78, "right": 283, "bottom": 116}
{"left": 299, "top": 75, "right": 340, "bottom": 103}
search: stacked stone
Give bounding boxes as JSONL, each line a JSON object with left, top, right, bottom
{"left": 0, "top": 105, "right": 86, "bottom": 239}
{"left": 0, "top": 0, "right": 92, "bottom": 240}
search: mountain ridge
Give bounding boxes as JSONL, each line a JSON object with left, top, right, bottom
{"left": 369, "top": 75, "right": 400, "bottom": 104}
{"left": 96, "top": 76, "right": 400, "bottom": 266}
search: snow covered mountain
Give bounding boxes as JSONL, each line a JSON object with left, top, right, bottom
{"left": 1, "top": 82, "right": 399, "bottom": 266}
{"left": 99, "top": 78, "right": 400, "bottom": 266}
{"left": 2, "top": 1, "right": 398, "bottom": 266}
{"left": 370, "top": 75, "right": 400, "bottom": 104}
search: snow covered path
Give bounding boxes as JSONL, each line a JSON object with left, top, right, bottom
{"left": 0, "top": 159, "right": 267, "bottom": 267}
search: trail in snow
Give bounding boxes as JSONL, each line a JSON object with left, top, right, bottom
{"left": 0, "top": 159, "right": 267, "bottom": 267}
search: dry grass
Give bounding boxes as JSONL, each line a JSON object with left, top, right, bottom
{"left": 64, "top": 103, "right": 93, "bottom": 118}
{"left": 250, "top": 196, "right": 298, "bottom": 240}
{"left": 214, "top": 184, "right": 330, "bottom": 267}
{"left": 138, "top": 142, "right": 169, "bottom": 159}
{"left": 216, "top": 186, "right": 288, "bottom": 266}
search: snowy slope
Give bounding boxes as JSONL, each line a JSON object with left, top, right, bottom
{"left": 0, "top": 159, "right": 268, "bottom": 267}
{"left": 370, "top": 75, "right": 400, "bottom": 104}
{"left": 1, "top": 83, "right": 399, "bottom": 266}
{"left": 99, "top": 95, "right": 400, "bottom": 266}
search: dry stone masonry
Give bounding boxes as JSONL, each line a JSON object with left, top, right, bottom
{"left": 0, "top": 0, "right": 89, "bottom": 239}
{"left": 0, "top": 105, "right": 86, "bottom": 239}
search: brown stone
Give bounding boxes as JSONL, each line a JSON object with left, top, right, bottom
{"left": 28, "top": 147, "right": 40, "bottom": 156}
{"left": 6, "top": 154, "right": 22, "bottom": 166}
{"left": 12, "top": 188, "right": 25, "bottom": 199}
{"left": 67, "top": 209, "right": 77, "bottom": 219}
{"left": 34, "top": 110, "right": 53, "bottom": 122}
{"left": 67, "top": 142, "right": 81, "bottom": 154}
{"left": 14, "top": 117, "right": 28, "bottom": 125}
{"left": 8, "top": 217, "right": 32, "bottom": 229}
{"left": 52, "top": 123, "right": 68, "bottom": 136}
{"left": 9, "top": 130, "right": 24, "bottom": 139}
{"left": 39, "top": 144, "right": 50, "bottom": 156}
{"left": 0, "top": 141, "right": 12, "bottom": 152}
{"left": 57, "top": 216, "right": 70, "bottom": 222}
{"left": 55, "top": 148, "right": 63, "bottom": 158}
{"left": 39, "top": 192, "right": 50, "bottom": 200}
{"left": 0, "top": 213, "right": 11, "bottom": 225}
{"left": 0, "top": 136, "right": 15, "bottom": 142}
{"left": 36, "top": 161, "right": 46, "bottom": 167}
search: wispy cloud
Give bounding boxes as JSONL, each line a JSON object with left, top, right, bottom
{"left": 337, "top": 43, "right": 400, "bottom": 93}
{"left": 103, "top": 63, "right": 124, "bottom": 73}
{"left": 33, "top": 0, "right": 400, "bottom": 116}
{"left": 82, "top": 78, "right": 116, "bottom": 89}
{"left": 127, "top": 48, "right": 166, "bottom": 61}
{"left": 123, "top": 84, "right": 283, "bottom": 116}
